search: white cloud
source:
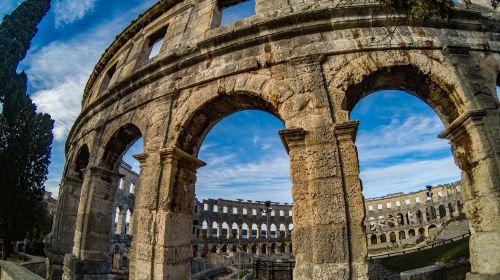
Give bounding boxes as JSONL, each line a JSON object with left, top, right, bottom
{"left": 197, "top": 155, "right": 292, "bottom": 203}
{"left": 357, "top": 115, "right": 449, "bottom": 162}
{"left": 32, "top": 77, "right": 84, "bottom": 140}
{"left": 53, "top": 0, "right": 97, "bottom": 28}
{"left": 361, "top": 157, "right": 460, "bottom": 198}
{"left": 25, "top": 30, "right": 109, "bottom": 141}
{"left": 24, "top": 1, "right": 156, "bottom": 141}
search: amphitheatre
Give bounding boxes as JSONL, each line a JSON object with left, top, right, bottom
{"left": 106, "top": 164, "right": 468, "bottom": 277}
{"left": 45, "top": 0, "right": 499, "bottom": 279}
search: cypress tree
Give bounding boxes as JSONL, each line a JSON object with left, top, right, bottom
{"left": 0, "top": 0, "right": 53, "bottom": 259}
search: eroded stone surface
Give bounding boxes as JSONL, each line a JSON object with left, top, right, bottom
{"left": 47, "top": 0, "right": 500, "bottom": 279}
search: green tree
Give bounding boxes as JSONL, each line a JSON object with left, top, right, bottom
{"left": 0, "top": 0, "right": 53, "bottom": 259}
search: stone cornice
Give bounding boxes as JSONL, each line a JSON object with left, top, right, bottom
{"left": 438, "top": 109, "right": 487, "bottom": 140}
{"left": 334, "top": 120, "right": 360, "bottom": 142}
{"left": 159, "top": 147, "right": 206, "bottom": 168}
{"left": 278, "top": 128, "right": 307, "bottom": 154}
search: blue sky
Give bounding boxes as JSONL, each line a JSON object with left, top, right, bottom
{"left": 1, "top": 0, "right": 498, "bottom": 201}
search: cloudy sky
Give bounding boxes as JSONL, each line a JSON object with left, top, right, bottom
{"left": 2, "top": 0, "right": 497, "bottom": 202}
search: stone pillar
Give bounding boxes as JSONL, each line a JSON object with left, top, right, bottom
{"left": 115, "top": 208, "right": 124, "bottom": 235}
{"left": 46, "top": 176, "right": 83, "bottom": 280}
{"left": 439, "top": 110, "right": 500, "bottom": 279}
{"left": 217, "top": 224, "right": 222, "bottom": 238}
{"left": 207, "top": 225, "right": 213, "bottom": 238}
{"left": 127, "top": 209, "right": 134, "bottom": 235}
{"left": 335, "top": 121, "right": 368, "bottom": 279}
{"left": 376, "top": 235, "right": 381, "bottom": 244}
{"left": 285, "top": 227, "right": 290, "bottom": 238}
{"left": 280, "top": 126, "right": 354, "bottom": 280}
{"left": 64, "top": 166, "right": 121, "bottom": 279}
{"left": 152, "top": 147, "right": 206, "bottom": 279}
{"left": 237, "top": 224, "right": 242, "bottom": 239}
{"left": 422, "top": 210, "right": 427, "bottom": 224}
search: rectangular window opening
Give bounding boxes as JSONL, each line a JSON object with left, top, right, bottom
{"left": 147, "top": 26, "right": 168, "bottom": 60}
{"left": 215, "top": 0, "right": 255, "bottom": 27}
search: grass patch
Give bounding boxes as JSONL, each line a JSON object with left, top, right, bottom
{"left": 382, "top": 237, "right": 469, "bottom": 273}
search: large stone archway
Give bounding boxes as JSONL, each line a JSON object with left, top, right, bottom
{"left": 47, "top": 1, "right": 499, "bottom": 279}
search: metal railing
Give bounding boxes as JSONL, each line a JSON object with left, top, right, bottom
{"left": 253, "top": 259, "right": 295, "bottom": 280}
{"left": 367, "top": 231, "right": 470, "bottom": 260}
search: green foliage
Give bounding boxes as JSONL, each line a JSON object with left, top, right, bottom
{"left": 0, "top": 0, "right": 53, "bottom": 259}
{"left": 382, "top": 238, "right": 470, "bottom": 272}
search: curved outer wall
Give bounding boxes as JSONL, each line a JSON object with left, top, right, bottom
{"left": 47, "top": 0, "right": 500, "bottom": 279}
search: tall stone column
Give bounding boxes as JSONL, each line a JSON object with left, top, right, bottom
{"left": 46, "top": 176, "right": 83, "bottom": 280}
{"left": 152, "top": 147, "right": 205, "bottom": 279}
{"left": 280, "top": 126, "right": 354, "bottom": 280}
{"left": 334, "top": 121, "right": 368, "bottom": 279}
{"left": 115, "top": 208, "right": 124, "bottom": 235}
{"left": 64, "top": 166, "right": 121, "bottom": 279}
{"left": 217, "top": 224, "right": 222, "bottom": 238}
{"left": 439, "top": 110, "right": 500, "bottom": 279}
{"left": 207, "top": 224, "right": 213, "bottom": 238}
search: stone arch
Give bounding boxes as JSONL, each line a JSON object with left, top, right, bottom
{"left": 408, "top": 229, "right": 416, "bottom": 237}
{"left": 72, "top": 144, "right": 90, "bottom": 180}
{"left": 174, "top": 91, "right": 283, "bottom": 157}
{"left": 99, "top": 123, "right": 143, "bottom": 171}
{"left": 326, "top": 51, "right": 467, "bottom": 126}
{"left": 370, "top": 235, "right": 377, "bottom": 245}
{"left": 397, "top": 213, "right": 405, "bottom": 226}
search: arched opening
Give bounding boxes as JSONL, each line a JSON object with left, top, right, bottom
{"left": 418, "top": 227, "right": 426, "bottom": 237}
{"left": 212, "top": 222, "right": 219, "bottom": 238}
{"left": 438, "top": 205, "right": 447, "bottom": 219}
{"left": 180, "top": 93, "right": 293, "bottom": 263}
{"left": 348, "top": 65, "right": 462, "bottom": 258}
{"left": 222, "top": 222, "right": 229, "bottom": 239}
{"left": 251, "top": 224, "right": 258, "bottom": 238}
{"left": 73, "top": 145, "right": 89, "bottom": 180}
{"left": 399, "top": 230, "right": 406, "bottom": 240}
{"left": 261, "top": 224, "right": 268, "bottom": 238}
{"left": 270, "top": 224, "right": 277, "bottom": 239}
{"left": 261, "top": 244, "right": 267, "bottom": 254}
{"left": 251, "top": 244, "right": 257, "bottom": 254}
{"left": 408, "top": 229, "right": 416, "bottom": 237}
{"left": 242, "top": 223, "right": 249, "bottom": 239}
{"left": 370, "top": 235, "right": 377, "bottom": 245}
{"left": 389, "top": 232, "right": 397, "bottom": 243}
{"left": 71, "top": 123, "right": 143, "bottom": 277}
{"left": 426, "top": 206, "right": 437, "bottom": 222}
{"left": 380, "top": 233, "right": 387, "bottom": 243}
